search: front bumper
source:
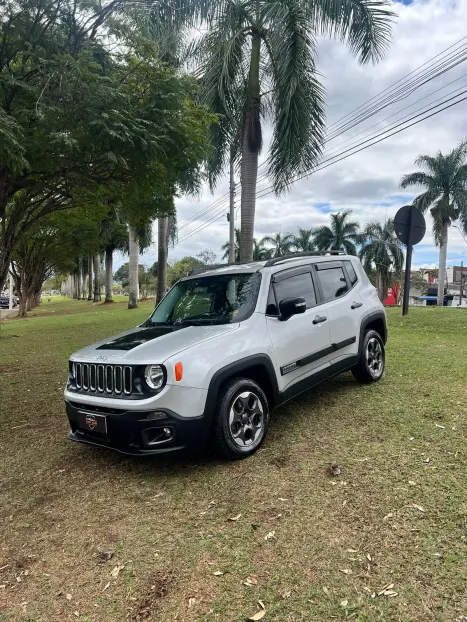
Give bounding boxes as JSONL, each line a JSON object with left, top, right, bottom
{"left": 65, "top": 399, "right": 211, "bottom": 456}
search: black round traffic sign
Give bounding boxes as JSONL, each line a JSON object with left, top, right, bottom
{"left": 394, "top": 205, "right": 426, "bottom": 246}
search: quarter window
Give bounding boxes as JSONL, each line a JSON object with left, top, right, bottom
{"left": 345, "top": 261, "right": 358, "bottom": 286}
{"left": 274, "top": 272, "right": 316, "bottom": 309}
{"left": 317, "top": 267, "right": 349, "bottom": 301}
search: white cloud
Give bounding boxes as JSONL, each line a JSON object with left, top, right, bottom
{"left": 136, "top": 0, "right": 467, "bottom": 271}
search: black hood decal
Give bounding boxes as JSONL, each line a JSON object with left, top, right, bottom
{"left": 96, "top": 326, "right": 187, "bottom": 351}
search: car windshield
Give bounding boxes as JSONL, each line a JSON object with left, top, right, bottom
{"left": 146, "top": 273, "right": 261, "bottom": 326}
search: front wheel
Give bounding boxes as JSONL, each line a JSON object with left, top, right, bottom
{"left": 213, "top": 378, "right": 269, "bottom": 460}
{"left": 352, "top": 329, "right": 385, "bottom": 383}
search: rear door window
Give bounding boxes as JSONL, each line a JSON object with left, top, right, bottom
{"left": 316, "top": 266, "right": 349, "bottom": 301}
{"left": 344, "top": 261, "right": 358, "bottom": 287}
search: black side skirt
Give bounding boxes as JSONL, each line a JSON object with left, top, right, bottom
{"left": 279, "top": 355, "right": 359, "bottom": 405}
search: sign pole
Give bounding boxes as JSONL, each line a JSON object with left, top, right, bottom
{"left": 402, "top": 206, "right": 413, "bottom": 316}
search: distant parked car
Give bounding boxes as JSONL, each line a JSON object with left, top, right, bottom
{"left": 0, "top": 294, "right": 17, "bottom": 309}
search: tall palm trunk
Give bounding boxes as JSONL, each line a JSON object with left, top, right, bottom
{"left": 87, "top": 256, "right": 93, "bottom": 300}
{"left": 93, "top": 254, "right": 101, "bottom": 302}
{"left": 81, "top": 260, "right": 87, "bottom": 299}
{"left": 239, "top": 32, "right": 261, "bottom": 262}
{"left": 437, "top": 222, "right": 449, "bottom": 306}
{"left": 128, "top": 225, "right": 139, "bottom": 309}
{"left": 104, "top": 247, "right": 113, "bottom": 303}
{"left": 157, "top": 217, "right": 168, "bottom": 304}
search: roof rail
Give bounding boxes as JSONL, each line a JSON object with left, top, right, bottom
{"left": 263, "top": 250, "right": 346, "bottom": 268}
{"left": 189, "top": 260, "right": 259, "bottom": 276}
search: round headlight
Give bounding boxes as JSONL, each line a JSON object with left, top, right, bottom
{"left": 144, "top": 365, "right": 165, "bottom": 391}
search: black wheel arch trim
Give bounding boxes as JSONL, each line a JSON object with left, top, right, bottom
{"left": 203, "top": 355, "right": 280, "bottom": 422}
{"left": 359, "top": 310, "right": 387, "bottom": 347}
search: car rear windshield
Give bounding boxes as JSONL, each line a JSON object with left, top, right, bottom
{"left": 146, "top": 273, "right": 261, "bottom": 326}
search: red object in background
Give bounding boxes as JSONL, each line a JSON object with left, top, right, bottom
{"left": 383, "top": 283, "right": 399, "bottom": 306}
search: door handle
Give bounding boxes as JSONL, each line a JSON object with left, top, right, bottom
{"left": 313, "top": 315, "right": 327, "bottom": 325}
{"left": 351, "top": 301, "right": 363, "bottom": 309}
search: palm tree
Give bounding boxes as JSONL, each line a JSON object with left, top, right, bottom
{"left": 128, "top": 226, "right": 139, "bottom": 309}
{"left": 359, "top": 219, "right": 404, "bottom": 301}
{"left": 221, "top": 228, "right": 241, "bottom": 262}
{"left": 100, "top": 209, "right": 128, "bottom": 303}
{"left": 401, "top": 141, "right": 467, "bottom": 305}
{"left": 261, "top": 233, "right": 295, "bottom": 258}
{"left": 293, "top": 228, "right": 315, "bottom": 252}
{"left": 253, "top": 238, "right": 271, "bottom": 261}
{"left": 314, "top": 211, "right": 360, "bottom": 255}
{"left": 193, "top": 0, "right": 393, "bottom": 261}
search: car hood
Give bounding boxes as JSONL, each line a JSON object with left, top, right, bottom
{"left": 70, "top": 323, "right": 239, "bottom": 364}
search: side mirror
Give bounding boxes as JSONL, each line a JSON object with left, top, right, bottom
{"left": 278, "top": 297, "right": 307, "bottom": 320}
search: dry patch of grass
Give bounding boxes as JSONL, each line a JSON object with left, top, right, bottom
{"left": 0, "top": 302, "right": 466, "bottom": 622}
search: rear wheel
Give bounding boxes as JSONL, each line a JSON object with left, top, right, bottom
{"left": 213, "top": 377, "right": 269, "bottom": 460}
{"left": 352, "top": 329, "right": 385, "bottom": 383}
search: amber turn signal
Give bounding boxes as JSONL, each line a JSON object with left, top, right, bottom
{"left": 175, "top": 362, "right": 183, "bottom": 381}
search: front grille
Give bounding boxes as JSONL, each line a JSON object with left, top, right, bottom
{"left": 73, "top": 363, "right": 133, "bottom": 396}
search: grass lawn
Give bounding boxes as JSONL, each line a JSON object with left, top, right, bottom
{"left": 0, "top": 301, "right": 466, "bottom": 622}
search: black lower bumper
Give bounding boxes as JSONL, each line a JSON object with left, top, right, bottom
{"left": 65, "top": 400, "right": 210, "bottom": 456}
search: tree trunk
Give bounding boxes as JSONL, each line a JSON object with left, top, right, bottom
{"left": 87, "top": 256, "right": 93, "bottom": 300}
{"left": 239, "top": 32, "right": 261, "bottom": 262}
{"left": 93, "top": 254, "right": 101, "bottom": 302}
{"left": 437, "top": 222, "right": 449, "bottom": 306}
{"left": 229, "top": 158, "right": 235, "bottom": 264}
{"left": 157, "top": 217, "right": 168, "bottom": 304}
{"left": 128, "top": 225, "right": 139, "bottom": 309}
{"left": 81, "top": 260, "right": 87, "bottom": 299}
{"left": 104, "top": 247, "right": 113, "bottom": 303}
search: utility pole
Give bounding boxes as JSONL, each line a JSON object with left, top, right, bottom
{"left": 228, "top": 156, "right": 235, "bottom": 264}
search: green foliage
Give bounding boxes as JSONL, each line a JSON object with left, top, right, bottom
{"left": 113, "top": 262, "right": 155, "bottom": 293}
{"left": 167, "top": 256, "right": 204, "bottom": 286}
{"left": 197, "top": 248, "right": 217, "bottom": 265}
{"left": 261, "top": 233, "right": 295, "bottom": 258}
{"left": 400, "top": 140, "right": 467, "bottom": 243}
{"left": 358, "top": 219, "right": 404, "bottom": 300}
{"left": 0, "top": 0, "right": 216, "bottom": 288}
{"left": 314, "top": 210, "right": 360, "bottom": 255}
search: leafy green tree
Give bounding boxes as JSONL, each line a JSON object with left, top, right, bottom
{"left": 358, "top": 219, "right": 404, "bottom": 301}
{"left": 314, "top": 211, "right": 360, "bottom": 255}
{"left": 197, "top": 249, "right": 217, "bottom": 265}
{"left": 191, "top": 0, "right": 394, "bottom": 260}
{"left": 261, "top": 233, "right": 295, "bottom": 258}
{"left": 293, "top": 228, "right": 316, "bottom": 252}
{"left": 0, "top": 0, "right": 216, "bottom": 290}
{"left": 401, "top": 141, "right": 467, "bottom": 305}
{"left": 167, "top": 256, "right": 204, "bottom": 286}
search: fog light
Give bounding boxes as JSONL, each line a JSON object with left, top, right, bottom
{"left": 146, "top": 411, "right": 166, "bottom": 421}
{"left": 163, "top": 427, "right": 172, "bottom": 438}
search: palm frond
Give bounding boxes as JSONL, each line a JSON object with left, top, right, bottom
{"left": 305, "top": 0, "right": 395, "bottom": 63}
{"left": 264, "top": 0, "right": 325, "bottom": 192}
{"left": 400, "top": 171, "right": 436, "bottom": 189}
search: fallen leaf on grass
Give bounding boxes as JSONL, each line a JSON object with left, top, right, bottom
{"left": 188, "top": 597, "right": 196, "bottom": 607}
{"left": 281, "top": 590, "right": 291, "bottom": 599}
{"left": 110, "top": 564, "right": 125, "bottom": 578}
{"left": 412, "top": 504, "right": 425, "bottom": 513}
{"left": 366, "top": 554, "right": 372, "bottom": 562}
{"left": 66, "top": 594, "right": 72, "bottom": 601}
{"left": 423, "top": 458, "right": 430, "bottom": 463}
{"left": 258, "top": 600, "right": 265, "bottom": 610}
{"left": 103, "top": 582, "right": 110, "bottom": 592}
{"left": 383, "top": 513, "right": 394, "bottom": 521}
{"left": 248, "top": 610, "right": 266, "bottom": 620}
{"left": 329, "top": 463, "right": 341, "bottom": 476}
{"left": 213, "top": 571, "right": 224, "bottom": 577}
{"left": 74, "top": 611, "right": 79, "bottom": 618}
{"left": 243, "top": 575, "right": 258, "bottom": 586}
{"left": 228, "top": 514, "right": 242, "bottom": 521}
{"left": 340, "top": 599, "right": 348, "bottom": 607}
{"left": 339, "top": 569, "right": 352, "bottom": 575}
{"left": 278, "top": 498, "right": 288, "bottom": 501}
{"left": 408, "top": 481, "right": 416, "bottom": 486}
{"left": 346, "top": 549, "right": 358, "bottom": 553}
{"left": 264, "top": 531, "right": 276, "bottom": 541}
{"left": 435, "top": 424, "right": 445, "bottom": 429}
{"left": 322, "top": 587, "right": 330, "bottom": 595}
{"left": 377, "top": 583, "right": 394, "bottom": 596}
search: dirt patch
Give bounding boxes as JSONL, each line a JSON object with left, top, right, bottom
{"left": 130, "top": 570, "right": 175, "bottom": 621}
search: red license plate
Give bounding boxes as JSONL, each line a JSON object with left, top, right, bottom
{"left": 79, "top": 412, "right": 107, "bottom": 434}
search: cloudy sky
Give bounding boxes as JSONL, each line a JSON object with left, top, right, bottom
{"left": 135, "top": 0, "right": 467, "bottom": 271}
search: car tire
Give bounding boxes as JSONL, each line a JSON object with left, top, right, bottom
{"left": 352, "top": 329, "right": 385, "bottom": 383}
{"left": 213, "top": 377, "right": 270, "bottom": 460}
